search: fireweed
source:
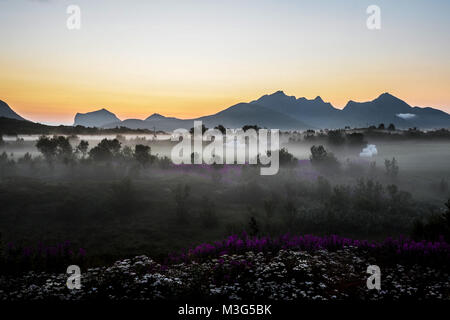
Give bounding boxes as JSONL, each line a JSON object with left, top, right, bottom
{"left": 167, "top": 233, "right": 450, "bottom": 266}
{"left": 170, "top": 121, "right": 280, "bottom": 175}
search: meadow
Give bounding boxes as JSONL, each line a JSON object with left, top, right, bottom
{"left": 1, "top": 128, "right": 450, "bottom": 272}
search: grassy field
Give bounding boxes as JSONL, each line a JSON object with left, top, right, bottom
{"left": 1, "top": 134, "right": 450, "bottom": 268}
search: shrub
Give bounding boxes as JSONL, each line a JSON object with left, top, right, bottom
{"left": 384, "top": 157, "right": 399, "bottom": 178}
{"left": 412, "top": 199, "right": 450, "bottom": 241}
{"left": 327, "top": 130, "right": 345, "bottom": 145}
{"left": 36, "top": 135, "right": 73, "bottom": 163}
{"left": 310, "top": 145, "right": 339, "bottom": 169}
{"left": 278, "top": 148, "right": 297, "bottom": 166}
{"left": 134, "top": 144, "right": 152, "bottom": 167}
{"left": 346, "top": 132, "right": 366, "bottom": 146}
{"left": 89, "top": 138, "right": 121, "bottom": 161}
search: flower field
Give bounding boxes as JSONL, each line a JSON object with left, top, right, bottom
{"left": 1, "top": 234, "right": 449, "bottom": 301}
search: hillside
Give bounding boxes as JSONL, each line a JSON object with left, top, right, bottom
{"left": 0, "top": 100, "right": 26, "bottom": 121}
{"left": 0, "top": 117, "right": 156, "bottom": 135}
{"left": 74, "top": 108, "right": 121, "bottom": 127}
{"left": 100, "top": 91, "right": 450, "bottom": 131}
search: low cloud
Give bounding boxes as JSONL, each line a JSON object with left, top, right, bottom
{"left": 396, "top": 113, "right": 416, "bottom": 120}
{"left": 360, "top": 144, "right": 378, "bottom": 158}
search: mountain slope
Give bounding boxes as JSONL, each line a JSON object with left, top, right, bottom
{"left": 342, "top": 93, "right": 450, "bottom": 129}
{"left": 74, "top": 108, "right": 121, "bottom": 127}
{"left": 198, "top": 102, "right": 312, "bottom": 130}
{"left": 104, "top": 102, "right": 312, "bottom": 131}
{"left": 0, "top": 100, "right": 26, "bottom": 121}
{"left": 82, "top": 91, "right": 450, "bottom": 130}
{"left": 251, "top": 91, "right": 344, "bottom": 128}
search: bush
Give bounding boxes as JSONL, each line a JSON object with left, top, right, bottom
{"left": 412, "top": 199, "right": 450, "bottom": 241}
{"left": 384, "top": 157, "right": 399, "bottom": 178}
{"left": 278, "top": 148, "right": 297, "bottom": 166}
{"left": 346, "top": 132, "right": 366, "bottom": 146}
{"left": 327, "top": 130, "right": 345, "bottom": 145}
{"left": 89, "top": 138, "right": 121, "bottom": 161}
{"left": 310, "top": 145, "right": 339, "bottom": 169}
{"left": 36, "top": 135, "right": 73, "bottom": 163}
{"left": 134, "top": 144, "right": 152, "bottom": 167}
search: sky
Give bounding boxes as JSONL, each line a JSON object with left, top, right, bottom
{"left": 0, "top": 0, "right": 449, "bottom": 125}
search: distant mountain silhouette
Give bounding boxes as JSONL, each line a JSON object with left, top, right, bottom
{"left": 101, "top": 91, "right": 450, "bottom": 131}
{"left": 74, "top": 108, "right": 120, "bottom": 127}
{"left": 250, "top": 91, "right": 344, "bottom": 128}
{"left": 104, "top": 101, "right": 312, "bottom": 131}
{"left": 0, "top": 100, "right": 26, "bottom": 121}
{"left": 341, "top": 92, "right": 450, "bottom": 128}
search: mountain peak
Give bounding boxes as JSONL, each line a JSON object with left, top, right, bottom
{"left": 0, "top": 100, "right": 26, "bottom": 121}
{"left": 271, "top": 90, "right": 287, "bottom": 96}
{"left": 146, "top": 113, "right": 166, "bottom": 121}
{"left": 375, "top": 92, "right": 399, "bottom": 102}
{"left": 314, "top": 96, "right": 323, "bottom": 103}
{"left": 73, "top": 108, "right": 120, "bottom": 127}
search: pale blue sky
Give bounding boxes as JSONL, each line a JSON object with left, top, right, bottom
{"left": 0, "top": 0, "right": 449, "bottom": 124}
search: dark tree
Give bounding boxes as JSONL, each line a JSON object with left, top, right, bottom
{"left": 36, "top": 136, "right": 58, "bottom": 162}
{"left": 36, "top": 135, "right": 73, "bottom": 163}
{"left": 346, "top": 132, "right": 366, "bottom": 146}
{"left": 189, "top": 124, "right": 208, "bottom": 135}
{"left": 443, "top": 199, "right": 450, "bottom": 229}
{"left": 310, "top": 145, "right": 328, "bottom": 162}
{"left": 76, "top": 140, "right": 89, "bottom": 158}
{"left": 378, "top": 123, "right": 385, "bottom": 130}
{"left": 89, "top": 138, "right": 121, "bottom": 161}
{"left": 242, "top": 125, "right": 260, "bottom": 132}
{"left": 214, "top": 125, "right": 226, "bottom": 135}
{"left": 310, "top": 145, "right": 338, "bottom": 167}
{"left": 388, "top": 123, "right": 396, "bottom": 131}
{"left": 55, "top": 136, "right": 73, "bottom": 161}
{"left": 278, "top": 148, "right": 297, "bottom": 166}
{"left": 327, "top": 130, "right": 345, "bottom": 145}
{"left": 134, "top": 144, "right": 151, "bottom": 166}
{"left": 384, "top": 157, "right": 399, "bottom": 178}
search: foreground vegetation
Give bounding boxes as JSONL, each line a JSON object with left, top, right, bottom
{"left": 1, "top": 233, "right": 449, "bottom": 301}
{"left": 0, "top": 131, "right": 449, "bottom": 277}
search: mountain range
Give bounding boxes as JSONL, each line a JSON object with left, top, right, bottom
{"left": 96, "top": 91, "right": 450, "bottom": 131}
{"left": 2, "top": 91, "right": 450, "bottom": 131}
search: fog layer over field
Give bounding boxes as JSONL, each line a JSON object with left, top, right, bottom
{"left": 1, "top": 129, "right": 450, "bottom": 267}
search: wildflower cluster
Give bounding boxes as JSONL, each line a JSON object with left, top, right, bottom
{"left": 1, "top": 234, "right": 449, "bottom": 301}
